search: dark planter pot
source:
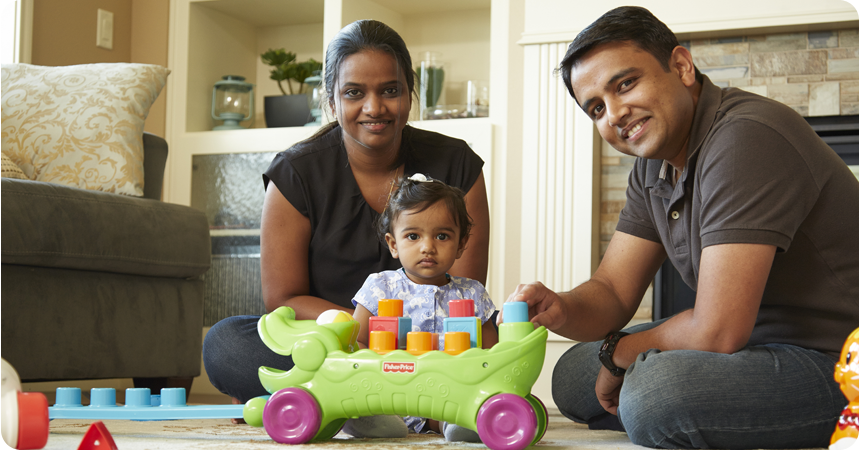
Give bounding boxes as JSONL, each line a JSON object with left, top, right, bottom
{"left": 264, "top": 94, "right": 311, "bottom": 127}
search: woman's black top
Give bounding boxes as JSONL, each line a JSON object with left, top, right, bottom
{"left": 263, "top": 124, "right": 484, "bottom": 309}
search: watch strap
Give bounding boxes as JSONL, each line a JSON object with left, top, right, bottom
{"left": 598, "top": 331, "right": 629, "bottom": 376}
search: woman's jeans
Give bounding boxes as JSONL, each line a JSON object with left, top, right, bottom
{"left": 202, "top": 315, "right": 295, "bottom": 403}
{"left": 552, "top": 320, "right": 845, "bottom": 449}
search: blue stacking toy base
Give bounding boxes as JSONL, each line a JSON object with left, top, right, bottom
{"left": 49, "top": 387, "right": 244, "bottom": 420}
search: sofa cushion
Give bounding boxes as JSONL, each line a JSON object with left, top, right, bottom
{"left": 1, "top": 179, "right": 211, "bottom": 278}
{"left": 0, "top": 63, "right": 169, "bottom": 197}
{"left": 1, "top": 265, "right": 204, "bottom": 381}
{"left": 1, "top": 153, "right": 29, "bottom": 180}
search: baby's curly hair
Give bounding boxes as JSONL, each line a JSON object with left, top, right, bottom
{"left": 376, "top": 175, "right": 472, "bottom": 244}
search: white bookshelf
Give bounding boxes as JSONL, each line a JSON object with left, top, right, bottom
{"left": 165, "top": 0, "right": 493, "bottom": 207}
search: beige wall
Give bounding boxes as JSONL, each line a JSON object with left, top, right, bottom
{"left": 131, "top": 0, "right": 169, "bottom": 137}
{"left": 30, "top": 0, "right": 169, "bottom": 136}
{"left": 31, "top": 0, "right": 132, "bottom": 65}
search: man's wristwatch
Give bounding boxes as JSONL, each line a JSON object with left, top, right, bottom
{"left": 598, "top": 331, "right": 629, "bottom": 377}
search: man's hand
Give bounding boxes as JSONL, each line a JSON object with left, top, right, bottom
{"left": 595, "top": 366, "right": 624, "bottom": 415}
{"left": 500, "top": 282, "right": 569, "bottom": 332}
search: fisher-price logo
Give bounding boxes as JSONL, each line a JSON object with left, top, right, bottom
{"left": 383, "top": 362, "right": 415, "bottom": 373}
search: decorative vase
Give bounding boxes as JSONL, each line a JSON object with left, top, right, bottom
{"left": 264, "top": 94, "right": 312, "bottom": 128}
{"left": 465, "top": 80, "right": 489, "bottom": 118}
{"left": 417, "top": 52, "right": 445, "bottom": 120}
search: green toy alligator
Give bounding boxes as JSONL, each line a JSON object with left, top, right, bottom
{"left": 243, "top": 303, "right": 548, "bottom": 450}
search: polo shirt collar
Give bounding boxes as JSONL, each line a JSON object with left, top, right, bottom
{"left": 686, "top": 75, "right": 722, "bottom": 168}
{"left": 650, "top": 161, "right": 675, "bottom": 199}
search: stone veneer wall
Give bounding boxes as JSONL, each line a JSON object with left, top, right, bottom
{"left": 599, "top": 28, "right": 859, "bottom": 319}
{"left": 689, "top": 29, "right": 859, "bottom": 115}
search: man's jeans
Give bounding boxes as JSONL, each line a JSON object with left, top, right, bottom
{"left": 552, "top": 320, "right": 845, "bottom": 448}
{"left": 202, "top": 315, "right": 294, "bottom": 403}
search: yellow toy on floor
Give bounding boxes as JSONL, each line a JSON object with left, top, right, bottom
{"left": 830, "top": 328, "right": 859, "bottom": 450}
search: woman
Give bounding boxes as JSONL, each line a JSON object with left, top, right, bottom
{"left": 201, "top": 19, "right": 491, "bottom": 433}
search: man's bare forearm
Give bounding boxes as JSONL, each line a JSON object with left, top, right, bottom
{"left": 547, "top": 278, "right": 640, "bottom": 342}
{"left": 607, "top": 243, "right": 773, "bottom": 369}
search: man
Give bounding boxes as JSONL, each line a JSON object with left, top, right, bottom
{"left": 506, "top": 6, "right": 859, "bottom": 448}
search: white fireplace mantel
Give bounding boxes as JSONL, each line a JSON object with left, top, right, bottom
{"left": 520, "top": 0, "right": 859, "bottom": 45}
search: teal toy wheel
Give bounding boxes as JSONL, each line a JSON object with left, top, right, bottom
{"left": 263, "top": 388, "right": 321, "bottom": 444}
{"left": 525, "top": 394, "right": 549, "bottom": 445}
{"left": 476, "top": 393, "right": 537, "bottom": 450}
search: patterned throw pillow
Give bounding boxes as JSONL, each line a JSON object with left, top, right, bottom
{"left": 1, "top": 152, "right": 29, "bottom": 180}
{"left": 0, "top": 63, "right": 170, "bottom": 196}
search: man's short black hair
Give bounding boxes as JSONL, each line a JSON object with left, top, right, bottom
{"left": 558, "top": 6, "right": 701, "bottom": 102}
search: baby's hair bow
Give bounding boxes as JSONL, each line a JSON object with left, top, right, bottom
{"left": 408, "top": 173, "right": 435, "bottom": 183}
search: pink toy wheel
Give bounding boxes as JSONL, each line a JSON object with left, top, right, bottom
{"left": 476, "top": 394, "right": 537, "bottom": 450}
{"left": 262, "top": 388, "right": 321, "bottom": 444}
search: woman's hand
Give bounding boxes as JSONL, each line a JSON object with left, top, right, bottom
{"left": 353, "top": 304, "right": 373, "bottom": 348}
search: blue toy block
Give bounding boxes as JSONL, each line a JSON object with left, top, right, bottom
{"left": 443, "top": 316, "right": 481, "bottom": 348}
{"left": 503, "top": 301, "right": 529, "bottom": 323}
{"left": 499, "top": 302, "right": 534, "bottom": 343}
{"left": 49, "top": 387, "right": 244, "bottom": 420}
{"left": 397, "top": 316, "right": 412, "bottom": 349}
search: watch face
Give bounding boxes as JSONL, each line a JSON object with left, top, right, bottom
{"left": 599, "top": 349, "right": 613, "bottom": 367}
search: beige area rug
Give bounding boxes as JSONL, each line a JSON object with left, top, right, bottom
{"left": 44, "top": 411, "right": 641, "bottom": 450}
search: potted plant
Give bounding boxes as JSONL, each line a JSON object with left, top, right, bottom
{"left": 261, "top": 48, "right": 323, "bottom": 127}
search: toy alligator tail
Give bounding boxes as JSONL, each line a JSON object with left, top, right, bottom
{"left": 257, "top": 307, "right": 359, "bottom": 356}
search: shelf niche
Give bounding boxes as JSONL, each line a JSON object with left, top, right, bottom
{"left": 183, "top": 0, "right": 490, "bottom": 133}
{"left": 186, "top": 0, "right": 325, "bottom": 132}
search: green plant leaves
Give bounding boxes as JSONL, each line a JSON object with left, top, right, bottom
{"left": 261, "top": 49, "right": 297, "bottom": 67}
{"left": 261, "top": 48, "right": 322, "bottom": 95}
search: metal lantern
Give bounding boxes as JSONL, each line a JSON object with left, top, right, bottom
{"left": 211, "top": 75, "right": 254, "bottom": 130}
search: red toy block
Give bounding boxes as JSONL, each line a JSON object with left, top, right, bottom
{"left": 77, "top": 421, "right": 117, "bottom": 450}
{"left": 449, "top": 299, "right": 475, "bottom": 317}
{"left": 370, "top": 316, "right": 399, "bottom": 347}
{"left": 369, "top": 316, "right": 398, "bottom": 334}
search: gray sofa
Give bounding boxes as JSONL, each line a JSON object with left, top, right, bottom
{"left": 1, "top": 133, "right": 211, "bottom": 394}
